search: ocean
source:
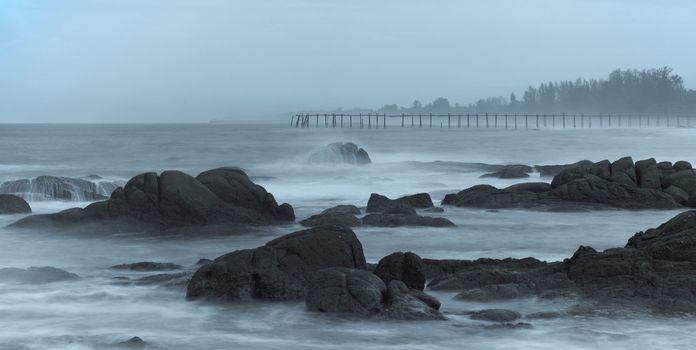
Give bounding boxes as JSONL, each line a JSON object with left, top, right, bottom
{"left": 1, "top": 123, "right": 695, "bottom": 349}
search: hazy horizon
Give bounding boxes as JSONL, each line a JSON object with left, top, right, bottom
{"left": 1, "top": 0, "right": 695, "bottom": 123}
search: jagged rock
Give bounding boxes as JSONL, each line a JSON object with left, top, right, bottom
{"left": 110, "top": 262, "right": 182, "bottom": 271}
{"left": 534, "top": 160, "right": 593, "bottom": 177}
{"left": 307, "top": 142, "right": 371, "bottom": 165}
{"left": 0, "top": 175, "right": 124, "bottom": 201}
{"left": 589, "top": 159, "right": 612, "bottom": 180}
{"left": 610, "top": 156, "right": 637, "bottom": 186}
{"left": 0, "top": 194, "right": 31, "bottom": 214}
{"left": 469, "top": 309, "right": 521, "bottom": 323}
{"left": 186, "top": 226, "right": 366, "bottom": 301}
{"left": 373, "top": 252, "right": 426, "bottom": 291}
{"left": 361, "top": 213, "right": 455, "bottom": 227}
{"left": 366, "top": 193, "right": 433, "bottom": 213}
{"left": 9, "top": 167, "right": 294, "bottom": 232}
{"left": 0, "top": 266, "right": 78, "bottom": 284}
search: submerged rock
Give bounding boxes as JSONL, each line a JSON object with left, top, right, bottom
{"left": 307, "top": 142, "right": 371, "bottom": 165}
{"left": 0, "top": 175, "right": 124, "bottom": 201}
{"left": 361, "top": 213, "right": 454, "bottom": 227}
{"left": 9, "top": 167, "right": 294, "bottom": 232}
{"left": 470, "top": 309, "right": 521, "bottom": 323}
{"left": 0, "top": 194, "right": 31, "bottom": 214}
{"left": 186, "top": 226, "right": 366, "bottom": 301}
{"left": 110, "top": 262, "right": 182, "bottom": 271}
{"left": 117, "top": 336, "right": 146, "bottom": 348}
{"left": 366, "top": 193, "right": 434, "bottom": 213}
{"left": 300, "top": 205, "right": 362, "bottom": 227}
{"left": 480, "top": 165, "right": 533, "bottom": 179}
{"left": 0, "top": 266, "right": 78, "bottom": 284}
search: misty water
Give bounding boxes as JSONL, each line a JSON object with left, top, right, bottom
{"left": 1, "top": 124, "right": 696, "bottom": 349}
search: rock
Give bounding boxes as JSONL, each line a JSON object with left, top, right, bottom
{"left": 657, "top": 161, "right": 676, "bottom": 178}
{"left": 470, "top": 309, "right": 521, "bottom": 323}
{"left": 525, "top": 311, "right": 562, "bottom": 319}
{"left": 118, "top": 336, "right": 146, "bottom": 347}
{"left": 0, "top": 266, "right": 78, "bottom": 284}
{"left": 480, "top": 165, "right": 532, "bottom": 179}
{"left": 186, "top": 226, "right": 366, "bottom": 301}
{"left": 320, "top": 205, "right": 361, "bottom": 215}
{"left": 305, "top": 270, "right": 443, "bottom": 320}
{"left": 625, "top": 210, "right": 696, "bottom": 262}
{"left": 674, "top": 161, "right": 693, "bottom": 172}
{"left": 635, "top": 158, "right": 662, "bottom": 189}
{"left": 133, "top": 272, "right": 192, "bottom": 287}
{"left": 589, "top": 160, "right": 612, "bottom": 180}
{"left": 305, "top": 267, "right": 385, "bottom": 315}
{"left": 455, "top": 283, "right": 535, "bottom": 301}
{"left": 534, "top": 160, "right": 593, "bottom": 177}
{"left": 422, "top": 207, "right": 445, "bottom": 213}
{"left": 373, "top": 252, "right": 426, "bottom": 291}
{"left": 483, "top": 322, "right": 533, "bottom": 330}
{"left": 380, "top": 280, "right": 445, "bottom": 320}
{"left": 307, "top": 142, "right": 371, "bottom": 165}
{"left": 610, "top": 156, "right": 637, "bottom": 186}
{"left": 9, "top": 167, "right": 294, "bottom": 232}
{"left": 366, "top": 193, "right": 433, "bottom": 213}
{"left": 0, "top": 175, "right": 124, "bottom": 201}
{"left": 361, "top": 213, "right": 455, "bottom": 227}
{"left": 661, "top": 170, "right": 696, "bottom": 194}
{"left": 0, "top": 194, "right": 31, "bottom": 214}
{"left": 110, "top": 262, "right": 182, "bottom": 271}
{"left": 196, "top": 258, "right": 212, "bottom": 265}
{"left": 664, "top": 185, "right": 689, "bottom": 204}
{"left": 300, "top": 212, "right": 361, "bottom": 228}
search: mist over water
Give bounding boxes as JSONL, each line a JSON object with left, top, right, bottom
{"left": 2, "top": 124, "right": 696, "bottom": 349}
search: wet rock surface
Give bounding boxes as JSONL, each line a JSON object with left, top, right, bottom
{"left": 9, "top": 167, "right": 295, "bottom": 232}
{"left": 364, "top": 193, "right": 452, "bottom": 227}
{"left": 300, "top": 205, "right": 362, "bottom": 227}
{"left": 307, "top": 142, "right": 371, "bottom": 165}
{"left": 373, "top": 251, "right": 426, "bottom": 291}
{"left": 0, "top": 194, "right": 31, "bottom": 214}
{"left": 444, "top": 157, "right": 692, "bottom": 210}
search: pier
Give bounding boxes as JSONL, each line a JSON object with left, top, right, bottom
{"left": 290, "top": 113, "right": 696, "bottom": 129}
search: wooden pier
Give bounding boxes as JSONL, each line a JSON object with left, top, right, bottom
{"left": 290, "top": 113, "right": 696, "bottom": 129}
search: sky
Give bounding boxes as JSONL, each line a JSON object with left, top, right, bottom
{"left": 0, "top": 0, "right": 694, "bottom": 123}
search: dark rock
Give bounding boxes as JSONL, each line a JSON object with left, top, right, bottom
{"left": 321, "top": 205, "right": 361, "bottom": 215}
{"left": 674, "top": 161, "right": 693, "bottom": 172}
{"left": 470, "top": 309, "right": 521, "bottom": 323}
{"left": 305, "top": 267, "right": 385, "bottom": 315}
{"left": 373, "top": 252, "right": 426, "bottom": 291}
{"left": 366, "top": 193, "right": 433, "bottom": 213}
{"left": 589, "top": 160, "right": 612, "bottom": 180}
{"left": 635, "top": 158, "right": 662, "bottom": 189}
{"left": 0, "top": 194, "right": 31, "bottom": 214}
{"left": 664, "top": 186, "right": 689, "bottom": 204}
{"left": 118, "top": 336, "right": 145, "bottom": 347}
{"left": 455, "top": 283, "right": 535, "bottom": 301}
{"left": 422, "top": 207, "right": 445, "bottom": 213}
{"left": 480, "top": 165, "right": 532, "bottom": 179}
{"left": 110, "top": 262, "right": 182, "bottom": 271}
{"left": 535, "top": 160, "right": 593, "bottom": 177}
{"left": 525, "top": 311, "right": 562, "bottom": 319}
{"left": 9, "top": 167, "right": 294, "bottom": 232}
{"left": 361, "top": 213, "right": 455, "bottom": 227}
{"left": 307, "top": 142, "right": 371, "bottom": 165}
{"left": 300, "top": 212, "right": 361, "bottom": 228}
{"left": 133, "top": 272, "right": 192, "bottom": 287}
{"left": 0, "top": 266, "right": 78, "bottom": 284}
{"left": 610, "top": 156, "right": 637, "bottom": 186}
{"left": 380, "top": 280, "right": 444, "bottom": 320}
{"left": 0, "top": 175, "right": 124, "bottom": 201}
{"left": 196, "top": 258, "right": 212, "bottom": 265}
{"left": 657, "top": 161, "right": 676, "bottom": 178}
{"left": 625, "top": 210, "right": 696, "bottom": 262}
{"left": 186, "top": 226, "right": 366, "bottom": 301}
{"left": 483, "top": 322, "right": 533, "bottom": 330}
{"left": 661, "top": 170, "right": 696, "bottom": 194}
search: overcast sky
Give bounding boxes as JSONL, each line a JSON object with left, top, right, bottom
{"left": 1, "top": 0, "right": 694, "bottom": 123}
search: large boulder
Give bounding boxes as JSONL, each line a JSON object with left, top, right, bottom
{"left": 373, "top": 252, "right": 426, "bottom": 291}
{"left": 300, "top": 205, "right": 361, "bottom": 227}
{"left": 307, "top": 142, "right": 371, "bottom": 165}
{"left": 610, "top": 156, "right": 637, "bottom": 186}
{"left": 635, "top": 158, "right": 662, "bottom": 189}
{"left": 186, "top": 226, "right": 366, "bottom": 301}
{"left": 0, "top": 175, "right": 124, "bottom": 201}
{"left": 0, "top": 194, "right": 31, "bottom": 214}
{"left": 9, "top": 168, "right": 294, "bottom": 231}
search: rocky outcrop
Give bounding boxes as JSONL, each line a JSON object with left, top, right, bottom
{"left": 0, "top": 266, "right": 78, "bottom": 284}
{"left": 0, "top": 194, "right": 31, "bottom": 214}
{"left": 444, "top": 157, "right": 694, "bottom": 210}
{"left": 0, "top": 175, "right": 124, "bottom": 201}
{"left": 186, "top": 226, "right": 366, "bottom": 301}
{"left": 363, "top": 193, "right": 452, "bottom": 227}
{"left": 110, "top": 262, "right": 182, "bottom": 271}
{"left": 9, "top": 167, "right": 294, "bottom": 232}
{"left": 300, "top": 205, "right": 361, "bottom": 228}
{"left": 361, "top": 213, "right": 455, "bottom": 227}
{"left": 480, "top": 165, "right": 533, "bottom": 179}
{"left": 534, "top": 160, "right": 594, "bottom": 177}
{"left": 307, "top": 142, "right": 371, "bottom": 165}
{"left": 422, "top": 210, "right": 696, "bottom": 313}
{"left": 305, "top": 267, "right": 443, "bottom": 320}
